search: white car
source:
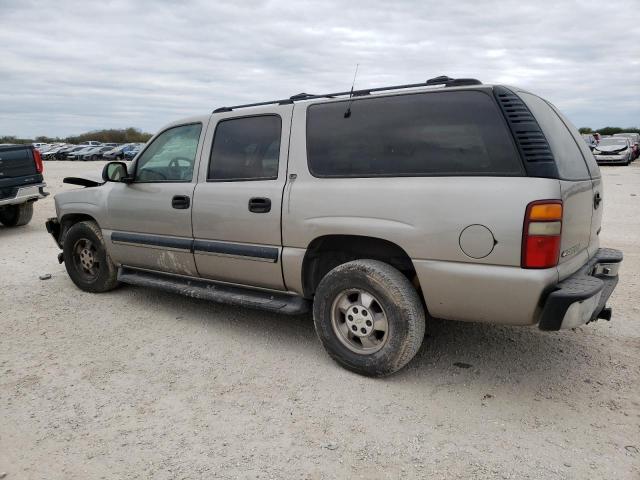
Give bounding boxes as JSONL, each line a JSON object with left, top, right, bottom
{"left": 593, "top": 137, "right": 633, "bottom": 165}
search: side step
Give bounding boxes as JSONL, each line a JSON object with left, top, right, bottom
{"left": 117, "top": 267, "right": 310, "bottom": 315}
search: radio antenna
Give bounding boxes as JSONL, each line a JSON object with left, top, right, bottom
{"left": 343, "top": 63, "right": 359, "bottom": 118}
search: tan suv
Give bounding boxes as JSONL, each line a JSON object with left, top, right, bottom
{"left": 46, "top": 76, "right": 622, "bottom": 376}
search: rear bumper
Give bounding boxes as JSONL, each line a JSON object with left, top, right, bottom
{"left": 538, "top": 248, "right": 622, "bottom": 330}
{"left": 0, "top": 183, "right": 48, "bottom": 207}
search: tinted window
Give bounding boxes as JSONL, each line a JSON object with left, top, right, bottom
{"left": 306, "top": 91, "right": 523, "bottom": 177}
{"left": 549, "top": 104, "right": 600, "bottom": 179}
{"left": 135, "top": 123, "right": 202, "bottom": 182}
{"left": 208, "top": 115, "right": 281, "bottom": 181}
{"left": 519, "top": 93, "right": 590, "bottom": 181}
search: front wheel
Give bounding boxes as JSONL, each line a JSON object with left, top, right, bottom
{"left": 313, "top": 259, "right": 425, "bottom": 377}
{"left": 63, "top": 221, "right": 119, "bottom": 293}
{"left": 0, "top": 202, "right": 34, "bottom": 227}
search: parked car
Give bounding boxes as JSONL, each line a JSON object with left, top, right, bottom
{"left": 103, "top": 143, "right": 137, "bottom": 160}
{"left": 35, "top": 144, "right": 53, "bottom": 153}
{"left": 67, "top": 146, "right": 98, "bottom": 161}
{"left": 613, "top": 133, "right": 640, "bottom": 159}
{"left": 123, "top": 144, "right": 143, "bottom": 160}
{"left": 42, "top": 144, "right": 71, "bottom": 160}
{"left": 592, "top": 137, "right": 634, "bottom": 165}
{"left": 0, "top": 144, "right": 48, "bottom": 227}
{"left": 55, "top": 145, "right": 80, "bottom": 160}
{"left": 46, "top": 76, "right": 622, "bottom": 376}
{"left": 79, "top": 145, "right": 113, "bottom": 161}
{"left": 79, "top": 141, "right": 102, "bottom": 146}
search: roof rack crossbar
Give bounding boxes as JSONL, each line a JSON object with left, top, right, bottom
{"left": 211, "top": 76, "right": 481, "bottom": 113}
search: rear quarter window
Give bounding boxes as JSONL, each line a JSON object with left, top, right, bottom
{"left": 306, "top": 90, "right": 524, "bottom": 177}
{"left": 551, "top": 105, "right": 601, "bottom": 179}
{"left": 519, "top": 93, "right": 592, "bottom": 181}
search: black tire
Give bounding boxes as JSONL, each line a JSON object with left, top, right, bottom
{"left": 0, "top": 202, "right": 34, "bottom": 227}
{"left": 63, "top": 221, "right": 119, "bottom": 293}
{"left": 313, "top": 259, "right": 425, "bottom": 377}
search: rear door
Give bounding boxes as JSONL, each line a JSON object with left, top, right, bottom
{"left": 518, "top": 93, "right": 598, "bottom": 277}
{"left": 191, "top": 105, "right": 292, "bottom": 290}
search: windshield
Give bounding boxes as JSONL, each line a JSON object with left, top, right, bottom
{"left": 599, "top": 138, "right": 627, "bottom": 147}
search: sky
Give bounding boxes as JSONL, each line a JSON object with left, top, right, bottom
{"left": 1, "top": 0, "right": 638, "bottom": 138}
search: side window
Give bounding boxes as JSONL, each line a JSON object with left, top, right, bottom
{"left": 208, "top": 115, "right": 281, "bottom": 181}
{"left": 551, "top": 105, "right": 601, "bottom": 179}
{"left": 135, "top": 123, "right": 202, "bottom": 182}
{"left": 306, "top": 90, "right": 523, "bottom": 177}
{"left": 518, "top": 93, "right": 590, "bottom": 181}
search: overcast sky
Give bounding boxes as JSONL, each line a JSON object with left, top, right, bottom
{"left": 1, "top": 0, "right": 638, "bottom": 138}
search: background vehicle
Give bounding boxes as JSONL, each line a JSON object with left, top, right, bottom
{"left": 593, "top": 137, "right": 634, "bottom": 165}
{"left": 0, "top": 144, "right": 48, "bottom": 227}
{"left": 67, "top": 146, "right": 98, "bottom": 161}
{"left": 613, "top": 133, "right": 640, "bottom": 159}
{"left": 46, "top": 77, "right": 622, "bottom": 376}
{"left": 123, "top": 144, "right": 143, "bottom": 160}
{"left": 42, "top": 144, "right": 71, "bottom": 160}
{"left": 79, "top": 145, "right": 113, "bottom": 161}
{"left": 103, "top": 143, "right": 137, "bottom": 160}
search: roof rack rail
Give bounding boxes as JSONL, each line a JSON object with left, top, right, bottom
{"left": 211, "top": 75, "right": 482, "bottom": 113}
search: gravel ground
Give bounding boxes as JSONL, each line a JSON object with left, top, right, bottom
{"left": 1, "top": 161, "right": 639, "bottom": 480}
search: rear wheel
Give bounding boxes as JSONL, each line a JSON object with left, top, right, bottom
{"left": 63, "top": 221, "right": 119, "bottom": 292}
{"left": 313, "top": 259, "right": 425, "bottom": 377}
{"left": 0, "top": 202, "right": 34, "bottom": 227}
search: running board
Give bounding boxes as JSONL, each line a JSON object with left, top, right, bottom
{"left": 117, "top": 267, "right": 310, "bottom": 315}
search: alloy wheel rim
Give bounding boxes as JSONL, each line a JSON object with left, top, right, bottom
{"left": 330, "top": 288, "right": 389, "bottom": 354}
{"left": 73, "top": 238, "right": 100, "bottom": 281}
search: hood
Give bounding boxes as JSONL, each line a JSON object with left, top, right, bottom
{"left": 596, "top": 145, "right": 628, "bottom": 153}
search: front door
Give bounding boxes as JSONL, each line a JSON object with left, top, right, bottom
{"left": 191, "top": 106, "right": 292, "bottom": 290}
{"left": 103, "top": 122, "right": 206, "bottom": 276}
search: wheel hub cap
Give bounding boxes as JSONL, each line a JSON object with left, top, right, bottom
{"left": 330, "top": 289, "right": 389, "bottom": 354}
{"left": 79, "top": 248, "right": 94, "bottom": 269}
{"left": 346, "top": 305, "right": 374, "bottom": 337}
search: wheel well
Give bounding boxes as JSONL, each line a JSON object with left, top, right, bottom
{"left": 301, "top": 235, "right": 417, "bottom": 298}
{"left": 59, "top": 213, "right": 98, "bottom": 245}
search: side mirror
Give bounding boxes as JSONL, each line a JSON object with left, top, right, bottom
{"left": 102, "top": 161, "right": 130, "bottom": 183}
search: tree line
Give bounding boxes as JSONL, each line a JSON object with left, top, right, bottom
{"left": 0, "top": 127, "right": 153, "bottom": 145}
{"left": 578, "top": 127, "right": 640, "bottom": 135}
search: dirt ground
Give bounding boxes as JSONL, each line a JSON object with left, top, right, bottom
{"left": 1, "top": 160, "right": 639, "bottom": 480}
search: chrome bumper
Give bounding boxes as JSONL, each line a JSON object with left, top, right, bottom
{"left": 0, "top": 183, "right": 48, "bottom": 207}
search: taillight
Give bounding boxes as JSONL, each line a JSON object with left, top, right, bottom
{"left": 522, "top": 200, "right": 563, "bottom": 269}
{"left": 33, "top": 148, "right": 44, "bottom": 174}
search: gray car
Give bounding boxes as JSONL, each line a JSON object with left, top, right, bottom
{"left": 593, "top": 137, "right": 633, "bottom": 165}
{"left": 45, "top": 76, "right": 622, "bottom": 376}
